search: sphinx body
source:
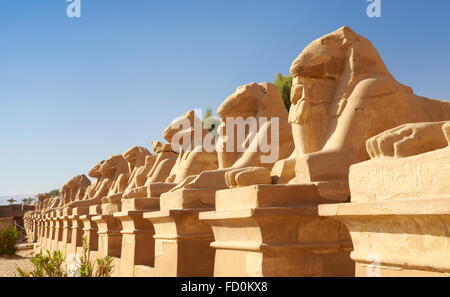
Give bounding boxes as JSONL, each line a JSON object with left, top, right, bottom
{"left": 234, "top": 26, "right": 450, "bottom": 186}
{"left": 164, "top": 110, "right": 218, "bottom": 184}
{"left": 60, "top": 174, "right": 91, "bottom": 207}
{"left": 366, "top": 121, "right": 450, "bottom": 159}
{"left": 289, "top": 26, "right": 450, "bottom": 183}
{"left": 145, "top": 142, "right": 178, "bottom": 184}
{"left": 35, "top": 193, "right": 49, "bottom": 211}
{"left": 41, "top": 195, "right": 61, "bottom": 213}
{"left": 124, "top": 110, "right": 218, "bottom": 199}
{"left": 65, "top": 160, "right": 107, "bottom": 209}
{"left": 122, "top": 141, "right": 178, "bottom": 198}
{"left": 350, "top": 121, "right": 450, "bottom": 202}
{"left": 123, "top": 155, "right": 156, "bottom": 192}
{"left": 121, "top": 146, "right": 151, "bottom": 188}
{"left": 39, "top": 174, "right": 90, "bottom": 213}
{"left": 101, "top": 147, "right": 150, "bottom": 214}
{"left": 103, "top": 146, "right": 150, "bottom": 198}
{"left": 171, "top": 82, "right": 294, "bottom": 191}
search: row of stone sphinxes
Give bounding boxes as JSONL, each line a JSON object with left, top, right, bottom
{"left": 23, "top": 26, "right": 450, "bottom": 277}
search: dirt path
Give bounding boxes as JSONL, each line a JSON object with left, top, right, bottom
{"left": 0, "top": 249, "right": 34, "bottom": 277}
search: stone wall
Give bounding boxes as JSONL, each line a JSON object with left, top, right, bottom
{"left": 0, "top": 217, "right": 14, "bottom": 229}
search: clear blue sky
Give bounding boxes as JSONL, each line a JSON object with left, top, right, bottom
{"left": 1, "top": 0, "right": 449, "bottom": 196}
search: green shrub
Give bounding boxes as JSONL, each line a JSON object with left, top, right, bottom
{"left": 78, "top": 236, "right": 113, "bottom": 277}
{"left": 16, "top": 250, "right": 65, "bottom": 277}
{"left": 0, "top": 226, "right": 20, "bottom": 255}
{"left": 16, "top": 236, "right": 114, "bottom": 277}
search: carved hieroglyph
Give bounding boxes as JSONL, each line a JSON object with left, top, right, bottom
{"left": 350, "top": 121, "right": 450, "bottom": 203}
{"left": 320, "top": 122, "right": 450, "bottom": 276}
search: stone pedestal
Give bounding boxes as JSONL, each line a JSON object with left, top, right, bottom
{"left": 35, "top": 217, "right": 45, "bottom": 254}
{"left": 68, "top": 208, "right": 89, "bottom": 256}
{"left": 53, "top": 217, "right": 64, "bottom": 253}
{"left": 114, "top": 198, "right": 159, "bottom": 277}
{"left": 200, "top": 183, "right": 354, "bottom": 277}
{"left": 32, "top": 215, "right": 39, "bottom": 243}
{"left": 321, "top": 199, "right": 450, "bottom": 277}
{"left": 40, "top": 218, "right": 46, "bottom": 249}
{"left": 48, "top": 215, "right": 57, "bottom": 252}
{"left": 320, "top": 148, "right": 450, "bottom": 277}
{"left": 101, "top": 193, "right": 123, "bottom": 216}
{"left": 143, "top": 189, "right": 216, "bottom": 277}
{"left": 43, "top": 215, "right": 52, "bottom": 252}
{"left": 91, "top": 214, "right": 123, "bottom": 258}
{"left": 62, "top": 207, "right": 73, "bottom": 217}
{"left": 61, "top": 216, "right": 72, "bottom": 255}
{"left": 68, "top": 216, "right": 84, "bottom": 256}
{"left": 80, "top": 215, "right": 99, "bottom": 252}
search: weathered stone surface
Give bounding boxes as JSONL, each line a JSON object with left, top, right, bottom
{"left": 320, "top": 122, "right": 450, "bottom": 276}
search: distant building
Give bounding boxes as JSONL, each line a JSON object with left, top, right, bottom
{"left": 0, "top": 204, "right": 35, "bottom": 229}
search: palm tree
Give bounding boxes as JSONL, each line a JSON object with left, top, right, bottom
{"left": 22, "top": 197, "right": 34, "bottom": 205}
{"left": 7, "top": 198, "right": 17, "bottom": 205}
{"left": 48, "top": 189, "right": 60, "bottom": 197}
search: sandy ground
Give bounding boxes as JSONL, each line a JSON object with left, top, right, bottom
{"left": 0, "top": 249, "right": 35, "bottom": 277}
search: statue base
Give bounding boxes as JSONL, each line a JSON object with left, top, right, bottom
{"left": 60, "top": 216, "right": 72, "bottom": 256}
{"left": 200, "top": 183, "right": 354, "bottom": 277}
{"left": 320, "top": 149, "right": 450, "bottom": 277}
{"left": 114, "top": 207, "right": 158, "bottom": 277}
{"left": 68, "top": 213, "right": 84, "bottom": 256}
{"left": 52, "top": 217, "right": 64, "bottom": 254}
{"left": 320, "top": 198, "right": 450, "bottom": 277}
{"left": 143, "top": 188, "right": 216, "bottom": 277}
{"left": 80, "top": 215, "right": 99, "bottom": 252}
{"left": 101, "top": 193, "right": 123, "bottom": 215}
{"left": 91, "top": 215, "right": 123, "bottom": 258}
{"left": 112, "top": 184, "right": 175, "bottom": 276}
{"left": 48, "top": 216, "right": 57, "bottom": 253}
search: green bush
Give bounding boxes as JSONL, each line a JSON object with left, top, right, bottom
{"left": 78, "top": 237, "right": 114, "bottom": 277}
{"left": 16, "top": 236, "right": 114, "bottom": 277}
{"left": 0, "top": 226, "right": 20, "bottom": 255}
{"left": 16, "top": 250, "right": 65, "bottom": 277}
